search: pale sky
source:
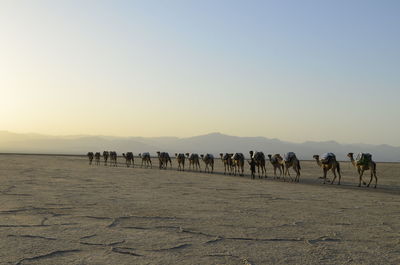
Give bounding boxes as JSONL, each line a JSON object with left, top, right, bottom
{"left": 0, "top": 0, "right": 399, "bottom": 146}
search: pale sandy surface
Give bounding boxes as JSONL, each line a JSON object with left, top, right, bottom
{"left": 0, "top": 154, "right": 399, "bottom": 265}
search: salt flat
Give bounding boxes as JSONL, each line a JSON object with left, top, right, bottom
{"left": 0, "top": 154, "right": 399, "bottom": 265}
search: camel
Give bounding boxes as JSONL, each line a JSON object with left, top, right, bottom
{"left": 157, "top": 151, "right": 172, "bottom": 169}
{"left": 313, "top": 153, "right": 341, "bottom": 185}
{"left": 220, "top": 153, "right": 234, "bottom": 175}
{"left": 139, "top": 153, "right": 152, "bottom": 168}
{"left": 347, "top": 152, "right": 377, "bottom": 188}
{"left": 122, "top": 152, "right": 134, "bottom": 168}
{"left": 283, "top": 152, "right": 301, "bottom": 182}
{"left": 94, "top": 152, "right": 101, "bottom": 166}
{"left": 109, "top": 151, "right": 117, "bottom": 167}
{"left": 232, "top": 153, "right": 245, "bottom": 176}
{"left": 103, "top": 151, "right": 109, "bottom": 166}
{"left": 175, "top": 153, "right": 186, "bottom": 171}
{"left": 185, "top": 153, "right": 201, "bottom": 171}
{"left": 249, "top": 151, "right": 267, "bottom": 178}
{"left": 267, "top": 154, "right": 284, "bottom": 179}
{"left": 87, "top": 152, "right": 94, "bottom": 165}
{"left": 200, "top": 154, "right": 214, "bottom": 173}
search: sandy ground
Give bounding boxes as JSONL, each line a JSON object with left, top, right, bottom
{"left": 0, "top": 154, "right": 399, "bottom": 265}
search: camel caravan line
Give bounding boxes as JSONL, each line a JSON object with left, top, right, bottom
{"left": 86, "top": 151, "right": 379, "bottom": 188}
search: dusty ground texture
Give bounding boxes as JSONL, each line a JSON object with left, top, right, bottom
{"left": 0, "top": 154, "right": 399, "bottom": 265}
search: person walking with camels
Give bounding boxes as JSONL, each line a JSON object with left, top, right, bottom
{"left": 248, "top": 158, "right": 256, "bottom": 179}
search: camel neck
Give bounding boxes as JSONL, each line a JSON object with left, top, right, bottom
{"left": 349, "top": 156, "right": 357, "bottom": 167}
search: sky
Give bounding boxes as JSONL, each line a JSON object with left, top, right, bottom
{"left": 0, "top": 0, "right": 399, "bottom": 146}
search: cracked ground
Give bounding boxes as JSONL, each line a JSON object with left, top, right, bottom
{"left": 0, "top": 155, "right": 399, "bottom": 265}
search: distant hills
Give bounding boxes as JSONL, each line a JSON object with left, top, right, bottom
{"left": 0, "top": 131, "right": 399, "bottom": 162}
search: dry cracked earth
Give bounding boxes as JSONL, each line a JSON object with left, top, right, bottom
{"left": 0, "top": 154, "right": 399, "bottom": 265}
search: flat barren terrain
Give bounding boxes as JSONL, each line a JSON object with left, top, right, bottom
{"left": 0, "top": 154, "right": 399, "bottom": 265}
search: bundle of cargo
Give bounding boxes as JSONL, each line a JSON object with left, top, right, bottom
{"left": 356, "top": 153, "right": 372, "bottom": 166}
{"left": 270, "top": 155, "right": 278, "bottom": 164}
{"left": 284, "top": 152, "right": 296, "bottom": 162}
{"left": 320, "top": 152, "right": 336, "bottom": 164}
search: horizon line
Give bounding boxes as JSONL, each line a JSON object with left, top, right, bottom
{"left": 0, "top": 130, "right": 398, "bottom": 148}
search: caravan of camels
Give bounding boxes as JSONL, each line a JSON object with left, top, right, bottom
{"left": 87, "top": 151, "right": 378, "bottom": 188}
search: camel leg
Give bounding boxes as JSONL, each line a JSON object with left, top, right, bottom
{"left": 330, "top": 168, "right": 337, "bottom": 185}
{"left": 373, "top": 170, "right": 377, "bottom": 188}
{"left": 358, "top": 170, "right": 364, "bottom": 187}
{"left": 323, "top": 168, "right": 328, "bottom": 184}
{"left": 288, "top": 168, "right": 293, "bottom": 182}
{"left": 337, "top": 164, "right": 341, "bottom": 185}
{"left": 283, "top": 167, "right": 288, "bottom": 182}
{"left": 367, "top": 171, "right": 373, "bottom": 187}
{"left": 295, "top": 168, "right": 300, "bottom": 182}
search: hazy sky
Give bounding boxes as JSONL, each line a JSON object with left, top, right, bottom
{"left": 1, "top": 0, "right": 399, "bottom": 145}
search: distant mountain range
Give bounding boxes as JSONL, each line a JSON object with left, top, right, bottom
{"left": 0, "top": 131, "right": 399, "bottom": 162}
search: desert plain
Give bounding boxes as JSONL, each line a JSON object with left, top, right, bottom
{"left": 0, "top": 154, "right": 399, "bottom": 265}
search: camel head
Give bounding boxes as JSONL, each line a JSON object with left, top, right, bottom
{"left": 175, "top": 153, "right": 178, "bottom": 157}
{"left": 313, "top": 155, "right": 319, "bottom": 160}
{"left": 156, "top": 151, "right": 160, "bottom": 157}
{"left": 347, "top": 153, "right": 354, "bottom": 159}
{"left": 185, "top": 153, "right": 190, "bottom": 157}
{"left": 138, "top": 153, "right": 141, "bottom": 157}
{"left": 267, "top": 154, "right": 272, "bottom": 158}
{"left": 249, "top": 151, "right": 254, "bottom": 156}
{"left": 200, "top": 154, "right": 204, "bottom": 158}
{"left": 219, "top": 153, "right": 223, "bottom": 158}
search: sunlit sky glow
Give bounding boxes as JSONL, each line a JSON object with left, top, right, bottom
{"left": 0, "top": 0, "right": 399, "bottom": 145}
